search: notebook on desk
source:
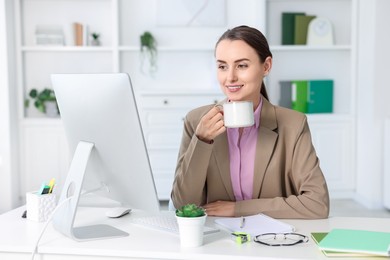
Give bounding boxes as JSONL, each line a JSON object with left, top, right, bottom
{"left": 215, "top": 214, "right": 294, "bottom": 236}
{"left": 318, "top": 229, "right": 390, "bottom": 257}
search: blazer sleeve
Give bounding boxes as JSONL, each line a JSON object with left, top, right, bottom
{"left": 171, "top": 108, "right": 213, "bottom": 209}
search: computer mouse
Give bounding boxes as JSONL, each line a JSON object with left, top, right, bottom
{"left": 105, "top": 207, "right": 132, "bottom": 218}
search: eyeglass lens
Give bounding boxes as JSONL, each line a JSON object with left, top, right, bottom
{"left": 254, "top": 233, "right": 309, "bottom": 246}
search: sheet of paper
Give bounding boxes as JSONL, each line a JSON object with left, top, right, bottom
{"left": 215, "top": 214, "right": 295, "bottom": 236}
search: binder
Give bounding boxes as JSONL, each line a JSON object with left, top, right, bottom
{"left": 291, "top": 80, "right": 308, "bottom": 113}
{"left": 307, "top": 80, "right": 333, "bottom": 113}
{"left": 318, "top": 229, "right": 390, "bottom": 257}
{"left": 279, "top": 80, "right": 293, "bottom": 108}
{"left": 294, "top": 15, "right": 316, "bottom": 45}
{"left": 281, "top": 12, "right": 305, "bottom": 45}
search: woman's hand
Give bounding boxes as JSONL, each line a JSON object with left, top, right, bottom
{"left": 195, "top": 106, "right": 226, "bottom": 143}
{"left": 204, "top": 200, "right": 235, "bottom": 217}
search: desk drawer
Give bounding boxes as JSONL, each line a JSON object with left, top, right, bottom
{"left": 138, "top": 95, "right": 223, "bottom": 109}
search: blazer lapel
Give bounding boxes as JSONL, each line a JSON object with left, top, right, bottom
{"left": 252, "top": 98, "right": 278, "bottom": 199}
{"left": 212, "top": 98, "right": 235, "bottom": 200}
{"left": 213, "top": 131, "right": 235, "bottom": 201}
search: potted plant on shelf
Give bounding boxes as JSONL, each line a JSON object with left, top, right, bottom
{"left": 25, "top": 88, "right": 59, "bottom": 117}
{"left": 90, "top": 32, "right": 101, "bottom": 46}
{"left": 140, "top": 31, "right": 158, "bottom": 76}
{"left": 175, "top": 203, "right": 207, "bottom": 247}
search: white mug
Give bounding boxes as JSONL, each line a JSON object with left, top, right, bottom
{"left": 223, "top": 101, "right": 254, "bottom": 128}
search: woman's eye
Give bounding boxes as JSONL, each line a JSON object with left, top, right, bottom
{"left": 237, "top": 64, "right": 248, "bottom": 69}
{"left": 218, "top": 64, "right": 227, "bottom": 70}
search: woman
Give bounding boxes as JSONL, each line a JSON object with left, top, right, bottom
{"left": 171, "top": 25, "right": 329, "bottom": 219}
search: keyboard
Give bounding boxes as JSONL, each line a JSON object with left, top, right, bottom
{"left": 131, "top": 215, "right": 220, "bottom": 235}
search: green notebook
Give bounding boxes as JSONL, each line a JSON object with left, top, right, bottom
{"left": 281, "top": 12, "right": 305, "bottom": 45}
{"left": 318, "top": 229, "right": 390, "bottom": 257}
{"left": 294, "top": 15, "right": 316, "bottom": 45}
{"left": 311, "top": 232, "right": 372, "bottom": 257}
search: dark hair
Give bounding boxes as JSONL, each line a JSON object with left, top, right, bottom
{"left": 215, "top": 25, "right": 272, "bottom": 101}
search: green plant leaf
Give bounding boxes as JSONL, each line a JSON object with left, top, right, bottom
{"left": 175, "top": 203, "right": 205, "bottom": 217}
{"left": 27, "top": 88, "right": 57, "bottom": 114}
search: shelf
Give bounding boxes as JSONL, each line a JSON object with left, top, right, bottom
{"left": 270, "top": 45, "right": 351, "bottom": 51}
{"left": 21, "top": 46, "right": 113, "bottom": 52}
{"left": 119, "top": 46, "right": 214, "bottom": 52}
{"left": 21, "top": 117, "right": 62, "bottom": 127}
{"left": 306, "top": 113, "right": 353, "bottom": 123}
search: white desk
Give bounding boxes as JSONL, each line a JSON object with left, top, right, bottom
{"left": 1, "top": 206, "right": 389, "bottom": 260}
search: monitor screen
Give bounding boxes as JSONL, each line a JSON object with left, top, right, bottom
{"left": 51, "top": 73, "right": 160, "bottom": 240}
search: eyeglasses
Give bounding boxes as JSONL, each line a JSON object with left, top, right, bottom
{"left": 254, "top": 233, "right": 309, "bottom": 246}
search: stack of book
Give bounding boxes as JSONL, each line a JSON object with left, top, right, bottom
{"left": 73, "top": 22, "right": 89, "bottom": 46}
{"left": 281, "top": 12, "right": 316, "bottom": 45}
{"left": 279, "top": 79, "right": 333, "bottom": 114}
{"left": 312, "top": 229, "right": 390, "bottom": 257}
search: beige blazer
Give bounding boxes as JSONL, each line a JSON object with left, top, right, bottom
{"left": 171, "top": 97, "right": 329, "bottom": 219}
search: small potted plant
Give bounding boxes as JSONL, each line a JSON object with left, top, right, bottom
{"left": 25, "top": 88, "right": 59, "bottom": 117}
{"left": 175, "top": 203, "right": 207, "bottom": 247}
{"left": 140, "top": 31, "right": 158, "bottom": 76}
{"left": 90, "top": 32, "right": 100, "bottom": 46}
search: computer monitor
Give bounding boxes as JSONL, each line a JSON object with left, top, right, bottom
{"left": 51, "top": 73, "right": 160, "bottom": 241}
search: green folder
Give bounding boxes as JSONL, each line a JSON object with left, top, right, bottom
{"left": 318, "top": 229, "right": 390, "bottom": 257}
{"left": 294, "top": 15, "right": 316, "bottom": 45}
{"left": 307, "top": 80, "right": 333, "bottom": 113}
{"left": 291, "top": 80, "right": 308, "bottom": 113}
{"left": 281, "top": 12, "right": 305, "bottom": 45}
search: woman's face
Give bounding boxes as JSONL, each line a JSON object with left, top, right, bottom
{"left": 215, "top": 39, "right": 271, "bottom": 108}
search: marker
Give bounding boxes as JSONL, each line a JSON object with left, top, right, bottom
{"left": 41, "top": 185, "right": 50, "bottom": 194}
{"left": 38, "top": 182, "right": 46, "bottom": 195}
{"left": 48, "top": 178, "right": 56, "bottom": 193}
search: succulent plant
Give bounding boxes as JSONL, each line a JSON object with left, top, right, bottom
{"left": 176, "top": 203, "right": 205, "bottom": 218}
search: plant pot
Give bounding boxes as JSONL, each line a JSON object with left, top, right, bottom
{"left": 176, "top": 214, "right": 207, "bottom": 247}
{"left": 45, "top": 101, "right": 59, "bottom": 117}
{"left": 91, "top": 39, "right": 100, "bottom": 46}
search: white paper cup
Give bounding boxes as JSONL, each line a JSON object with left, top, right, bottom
{"left": 223, "top": 101, "right": 254, "bottom": 128}
{"left": 176, "top": 215, "right": 207, "bottom": 247}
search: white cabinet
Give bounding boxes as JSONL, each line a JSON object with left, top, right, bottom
{"left": 137, "top": 91, "right": 224, "bottom": 200}
{"left": 19, "top": 120, "right": 69, "bottom": 201}
{"left": 15, "top": 0, "right": 358, "bottom": 200}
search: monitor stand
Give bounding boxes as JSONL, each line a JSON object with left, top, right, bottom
{"left": 52, "top": 141, "right": 129, "bottom": 241}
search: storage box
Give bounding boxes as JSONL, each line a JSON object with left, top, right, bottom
{"left": 26, "top": 191, "right": 57, "bottom": 222}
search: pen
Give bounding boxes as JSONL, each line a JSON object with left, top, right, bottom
{"left": 240, "top": 216, "right": 246, "bottom": 228}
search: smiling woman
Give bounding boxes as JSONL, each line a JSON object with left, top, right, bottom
{"left": 171, "top": 25, "right": 330, "bottom": 220}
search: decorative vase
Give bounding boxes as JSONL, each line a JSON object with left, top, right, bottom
{"left": 176, "top": 214, "right": 207, "bottom": 247}
{"left": 45, "top": 101, "right": 59, "bottom": 117}
{"left": 91, "top": 39, "right": 100, "bottom": 46}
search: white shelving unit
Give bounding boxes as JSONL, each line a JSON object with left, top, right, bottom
{"left": 15, "top": 0, "right": 357, "bottom": 201}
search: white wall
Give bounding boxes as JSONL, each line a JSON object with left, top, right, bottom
{"left": 355, "top": 0, "right": 390, "bottom": 209}
{"left": 0, "top": 0, "right": 20, "bottom": 213}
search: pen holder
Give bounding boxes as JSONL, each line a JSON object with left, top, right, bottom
{"left": 26, "top": 191, "right": 57, "bottom": 222}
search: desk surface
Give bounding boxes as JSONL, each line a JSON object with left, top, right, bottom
{"left": 1, "top": 206, "right": 389, "bottom": 260}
